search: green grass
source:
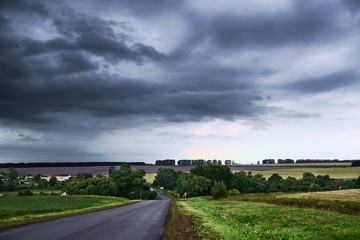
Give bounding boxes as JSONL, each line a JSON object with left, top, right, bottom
{"left": 0, "top": 189, "right": 63, "bottom": 196}
{"left": 0, "top": 195, "right": 135, "bottom": 230}
{"left": 179, "top": 196, "right": 360, "bottom": 240}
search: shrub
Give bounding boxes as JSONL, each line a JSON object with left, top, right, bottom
{"left": 211, "top": 181, "right": 228, "bottom": 199}
{"left": 18, "top": 190, "right": 33, "bottom": 196}
{"left": 228, "top": 189, "right": 240, "bottom": 195}
{"left": 148, "top": 191, "right": 158, "bottom": 200}
{"left": 308, "top": 183, "right": 321, "bottom": 192}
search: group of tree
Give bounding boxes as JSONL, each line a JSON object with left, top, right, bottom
{"left": 177, "top": 159, "right": 224, "bottom": 165}
{"left": 155, "top": 159, "right": 176, "bottom": 166}
{"left": 64, "top": 164, "right": 157, "bottom": 200}
{"left": 153, "top": 165, "right": 360, "bottom": 199}
{"left": 155, "top": 159, "right": 236, "bottom": 165}
{"left": 262, "top": 159, "right": 358, "bottom": 164}
{"left": 352, "top": 160, "right": 360, "bottom": 167}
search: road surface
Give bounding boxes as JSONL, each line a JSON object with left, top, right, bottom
{"left": 0, "top": 199, "right": 170, "bottom": 240}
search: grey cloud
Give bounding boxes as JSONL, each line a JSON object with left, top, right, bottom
{"left": 84, "top": 0, "right": 182, "bottom": 17}
{"left": 212, "top": 5, "right": 341, "bottom": 48}
{"left": 0, "top": 0, "right": 49, "bottom": 16}
{"left": 284, "top": 71, "right": 360, "bottom": 93}
{"left": 180, "top": 1, "right": 348, "bottom": 50}
{"left": 1, "top": 0, "right": 359, "bottom": 139}
{"left": 0, "top": 70, "right": 267, "bottom": 132}
{"left": 0, "top": 0, "right": 270, "bottom": 133}
{"left": 343, "top": 0, "right": 360, "bottom": 13}
{"left": 18, "top": 135, "right": 40, "bottom": 142}
{"left": 0, "top": 143, "right": 106, "bottom": 162}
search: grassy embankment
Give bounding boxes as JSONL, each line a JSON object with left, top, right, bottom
{"left": 172, "top": 189, "right": 360, "bottom": 240}
{"left": 0, "top": 194, "right": 135, "bottom": 230}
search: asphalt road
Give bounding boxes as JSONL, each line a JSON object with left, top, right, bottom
{"left": 0, "top": 199, "right": 170, "bottom": 240}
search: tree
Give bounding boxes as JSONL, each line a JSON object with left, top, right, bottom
{"left": 49, "top": 176, "right": 58, "bottom": 187}
{"left": 351, "top": 160, "right": 360, "bottom": 167}
{"left": 316, "top": 175, "right": 331, "bottom": 190}
{"left": 76, "top": 173, "right": 93, "bottom": 180}
{"left": 190, "top": 165, "right": 233, "bottom": 188}
{"left": 230, "top": 171, "right": 267, "bottom": 193}
{"left": 2, "top": 181, "right": 17, "bottom": 191}
{"left": 211, "top": 181, "right": 228, "bottom": 199}
{"left": 8, "top": 167, "right": 18, "bottom": 181}
{"left": 177, "top": 174, "right": 211, "bottom": 197}
{"left": 230, "top": 171, "right": 251, "bottom": 193}
{"left": 267, "top": 173, "right": 284, "bottom": 192}
{"left": 153, "top": 168, "right": 180, "bottom": 190}
{"left": 95, "top": 177, "right": 117, "bottom": 196}
{"left": 109, "top": 166, "right": 115, "bottom": 174}
{"left": 110, "top": 164, "right": 151, "bottom": 198}
{"left": 297, "top": 172, "right": 316, "bottom": 191}
{"left": 37, "top": 179, "right": 48, "bottom": 189}
{"left": 34, "top": 174, "right": 42, "bottom": 182}
{"left": 308, "top": 183, "right": 321, "bottom": 192}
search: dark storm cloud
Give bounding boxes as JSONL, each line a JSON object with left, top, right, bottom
{"left": 86, "top": 0, "right": 182, "bottom": 17}
{"left": 0, "top": 69, "right": 265, "bottom": 131}
{"left": 1, "top": 0, "right": 358, "bottom": 138}
{"left": 343, "top": 0, "right": 360, "bottom": 13}
{"left": 0, "top": 0, "right": 48, "bottom": 16}
{"left": 0, "top": 0, "right": 271, "bottom": 134}
{"left": 202, "top": 1, "right": 342, "bottom": 49}
{"left": 284, "top": 71, "right": 360, "bottom": 93}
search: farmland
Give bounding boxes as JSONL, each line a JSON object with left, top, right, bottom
{"left": 249, "top": 166, "right": 360, "bottom": 179}
{"left": 1, "top": 162, "right": 358, "bottom": 183}
{"left": 176, "top": 189, "right": 360, "bottom": 240}
{"left": 0, "top": 195, "right": 134, "bottom": 230}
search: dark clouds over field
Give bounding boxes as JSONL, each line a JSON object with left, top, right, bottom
{"left": 0, "top": 0, "right": 359, "bottom": 163}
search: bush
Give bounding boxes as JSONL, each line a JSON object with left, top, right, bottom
{"left": 308, "top": 183, "right": 321, "bottom": 192}
{"left": 211, "top": 181, "right": 228, "bottom": 199}
{"left": 228, "top": 189, "right": 240, "bottom": 195}
{"left": 18, "top": 190, "right": 33, "bottom": 196}
{"left": 148, "top": 191, "right": 158, "bottom": 200}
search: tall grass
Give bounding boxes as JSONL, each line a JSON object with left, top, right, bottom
{"left": 179, "top": 196, "right": 360, "bottom": 240}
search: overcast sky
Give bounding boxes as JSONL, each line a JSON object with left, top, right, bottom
{"left": 0, "top": 0, "right": 360, "bottom": 164}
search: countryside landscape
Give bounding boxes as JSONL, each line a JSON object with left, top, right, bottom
{"left": 1, "top": 0, "right": 360, "bottom": 239}
{"left": 1, "top": 160, "right": 360, "bottom": 239}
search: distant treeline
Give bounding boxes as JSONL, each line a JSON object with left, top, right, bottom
{"left": 263, "top": 159, "right": 358, "bottom": 164}
{"left": 0, "top": 162, "right": 147, "bottom": 168}
{"left": 352, "top": 161, "right": 360, "bottom": 167}
{"left": 156, "top": 159, "right": 236, "bottom": 166}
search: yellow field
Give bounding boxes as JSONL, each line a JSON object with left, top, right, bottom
{"left": 145, "top": 173, "right": 156, "bottom": 183}
{"left": 235, "top": 162, "right": 352, "bottom": 167}
{"left": 250, "top": 167, "right": 360, "bottom": 179}
{"left": 280, "top": 189, "right": 360, "bottom": 201}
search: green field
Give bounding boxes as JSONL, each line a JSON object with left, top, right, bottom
{"left": 0, "top": 195, "right": 134, "bottom": 230}
{"left": 178, "top": 190, "right": 360, "bottom": 240}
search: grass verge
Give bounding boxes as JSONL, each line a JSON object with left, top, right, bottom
{"left": 179, "top": 197, "right": 360, "bottom": 240}
{"left": 163, "top": 201, "right": 202, "bottom": 240}
{"left": 0, "top": 195, "right": 136, "bottom": 230}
